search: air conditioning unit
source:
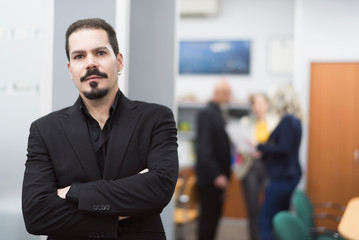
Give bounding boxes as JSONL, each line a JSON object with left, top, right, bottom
{"left": 180, "top": 0, "right": 220, "bottom": 17}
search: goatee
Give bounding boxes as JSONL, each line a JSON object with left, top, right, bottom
{"left": 83, "top": 81, "right": 109, "bottom": 100}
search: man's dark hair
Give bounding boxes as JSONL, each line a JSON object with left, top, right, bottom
{"left": 65, "top": 18, "right": 119, "bottom": 60}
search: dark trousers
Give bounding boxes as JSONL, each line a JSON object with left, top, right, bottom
{"left": 197, "top": 185, "right": 225, "bottom": 240}
{"left": 242, "top": 160, "right": 267, "bottom": 240}
{"left": 259, "top": 177, "right": 300, "bottom": 240}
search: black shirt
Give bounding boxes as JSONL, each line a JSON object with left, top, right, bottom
{"left": 79, "top": 91, "right": 119, "bottom": 175}
{"left": 66, "top": 91, "right": 119, "bottom": 204}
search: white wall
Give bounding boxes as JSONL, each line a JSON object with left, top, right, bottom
{"left": 177, "top": 0, "right": 295, "bottom": 103}
{"left": 293, "top": 0, "right": 359, "bottom": 188}
{"left": 0, "top": 0, "right": 52, "bottom": 239}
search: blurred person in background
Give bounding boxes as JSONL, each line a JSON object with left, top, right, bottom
{"left": 251, "top": 85, "right": 303, "bottom": 240}
{"left": 195, "top": 79, "right": 232, "bottom": 240}
{"left": 227, "top": 93, "right": 279, "bottom": 240}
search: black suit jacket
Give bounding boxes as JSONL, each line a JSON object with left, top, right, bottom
{"left": 195, "top": 102, "right": 231, "bottom": 186}
{"left": 22, "top": 91, "right": 178, "bottom": 240}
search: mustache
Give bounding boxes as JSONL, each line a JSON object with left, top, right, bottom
{"left": 80, "top": 69, "right": 108, "bottom": 82}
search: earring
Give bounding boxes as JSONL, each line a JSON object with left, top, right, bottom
{"left": 118, "top": 71, "right": 121, "bottom": 76}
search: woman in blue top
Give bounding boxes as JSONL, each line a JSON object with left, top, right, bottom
{"left": 252, "top": 85, "right": 303, "bottom": 240}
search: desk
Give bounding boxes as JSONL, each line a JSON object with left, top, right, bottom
{"left": 338, "top": 197, "right": 359, "bottom": 240}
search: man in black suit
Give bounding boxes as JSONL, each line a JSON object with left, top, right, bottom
{"left": 195, "top": 80, "right": 232, "bottom": 240}
{"left": 22, "top": 18, "right": 178, "bottom": 240}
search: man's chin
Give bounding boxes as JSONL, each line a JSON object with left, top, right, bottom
{"left": 83, "top": 88, "right": 109, "bottom": 100}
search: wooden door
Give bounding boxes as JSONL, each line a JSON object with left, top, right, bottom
{"left": 353, "top": 68, "right": 359, "bottom": 197}
{"left": 308, "top": 63, "right": 359, "bottom": 226}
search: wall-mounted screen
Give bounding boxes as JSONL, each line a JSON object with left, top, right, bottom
{"left": 179, "top": 40, "right": 251, "bottom": 75}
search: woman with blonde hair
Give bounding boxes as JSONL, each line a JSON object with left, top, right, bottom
{"left": 252, "top": 85, "right": 303, "bottom": 240}
{"left": 228, "top": 93, "right": 279, "bottom": 240}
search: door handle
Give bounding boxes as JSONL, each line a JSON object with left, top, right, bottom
{"left": 354, "top": 149, "right": 359, "bottom": 165}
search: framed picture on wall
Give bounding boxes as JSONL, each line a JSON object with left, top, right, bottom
{"left": 267, "top": 36, "right": 293, "bottom": 75}
{"left": 179, "top": 40, "right": 251, "bottom": 75}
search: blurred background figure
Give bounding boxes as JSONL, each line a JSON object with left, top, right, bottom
{"left": 195, "top": 79, "right": 232, "bottom": 240}
{"left": 228, "top": 93, "right": 279, "bottom": 240}
{"left": 252, "top": 85, "right": 303, "bottom": 240}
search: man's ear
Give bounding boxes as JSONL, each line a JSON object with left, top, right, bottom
{"left": 117, "top": 53, "right": 124, "bottom": 72}
{"left": 67, "top": 62, "right": 73, "bottom": 78}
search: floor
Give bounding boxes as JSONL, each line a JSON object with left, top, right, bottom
{"left": 175, "top": 217, "right": 249, "bottom": 240}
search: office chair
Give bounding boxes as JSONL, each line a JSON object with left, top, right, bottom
{"left": 174, "top": 171, "right": 199, "bottom": 239}
{"left": 291, "top": 189, "right": 345, "bottom": 240}
{"left": 274, "top": 211, "right": 336, "bottom": 240}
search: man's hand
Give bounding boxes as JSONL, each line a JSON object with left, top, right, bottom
{"left": 57, "top": 186, "right": 71, "bottom": 199}
{"left": 248, "top": 139, "right": 258, "bottom": 148}
{"left": 251, "top": 150, "right": 262, "bottom": 159}
{"left": 138, "top": 168, "right": 149, "bottom": 174}
{"left": 118, "top": 216, "right": 129, "bottom": 221}
{"left": 213, "top": 174, "right": 228, "bottom": 190}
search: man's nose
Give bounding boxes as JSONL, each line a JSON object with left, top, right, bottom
{"left": 86, "top": 55, "right": 98, "bottom": 70}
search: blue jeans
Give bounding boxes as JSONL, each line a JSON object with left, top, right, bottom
{"left": 259, "top": 177, "right": 300, "bottom": 240}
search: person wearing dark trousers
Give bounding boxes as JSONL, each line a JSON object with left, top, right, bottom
{"left": 251, "top": 85, "right": 303, "bottom": 240}
{"left": 195, "top": 80, "right": 232, "bottom": 240}
{"left": 236, "top": 93, "right": 279, "bottom": 240}
{"left": 242, "top": 159, "right": 268, "bottom": 240}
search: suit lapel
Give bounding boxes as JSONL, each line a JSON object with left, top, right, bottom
{"left": 60, "top": 99, "right": 102, "bottom": 180}
{"left": 103, "top": 94, "right": 141, "bottom": 180}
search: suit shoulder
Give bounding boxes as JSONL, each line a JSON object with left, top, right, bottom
{"left": 32, "top": 106, "right": 71, "bottom": 126}
{"left": 132, "top": 101, "right": 176, "bottom": 128}
{"left": 120, "top": 93, "right": 174, "bottom": 115}
{"left": 280, "top": 114, "right": 302, "bottom": 130}
{"left": 281, "top": 114, "right": 300, "bottom": 124}
{"left": 133, "top": 100, "right": 174, "bottom": 115}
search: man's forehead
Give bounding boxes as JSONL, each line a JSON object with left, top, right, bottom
{"left": 69, "top": 28, "right": 108, "bottom": 41}
{"left": 69, "top": 29, "right": 110, "bottom": 50}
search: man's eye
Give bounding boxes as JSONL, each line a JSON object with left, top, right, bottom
{"left": 98, "top": 51, "right": 106, "bottom": 56}
{"left": 74, "top": 55, "right": 83, "bottom": 60}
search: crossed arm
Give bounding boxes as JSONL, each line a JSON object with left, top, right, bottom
{"left": 22, "top": 107, "right": 178, "bottom": 238}
{"left": 57, "top": 168, "right": 149, "bottom": 221}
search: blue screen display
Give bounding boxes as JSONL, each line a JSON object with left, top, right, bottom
{"left": 179, "top": 40, "right": 251, "bottom": 75}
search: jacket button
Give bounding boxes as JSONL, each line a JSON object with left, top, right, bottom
{"left": 105, "top": 204, "right": 110, "bottom": 210}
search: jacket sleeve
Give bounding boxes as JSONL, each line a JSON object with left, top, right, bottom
{"left": 22, "top": 122, "right": 119, "bottom": 239}
{"left": 73, "top": 107, "right": 179, "bottom": 217}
